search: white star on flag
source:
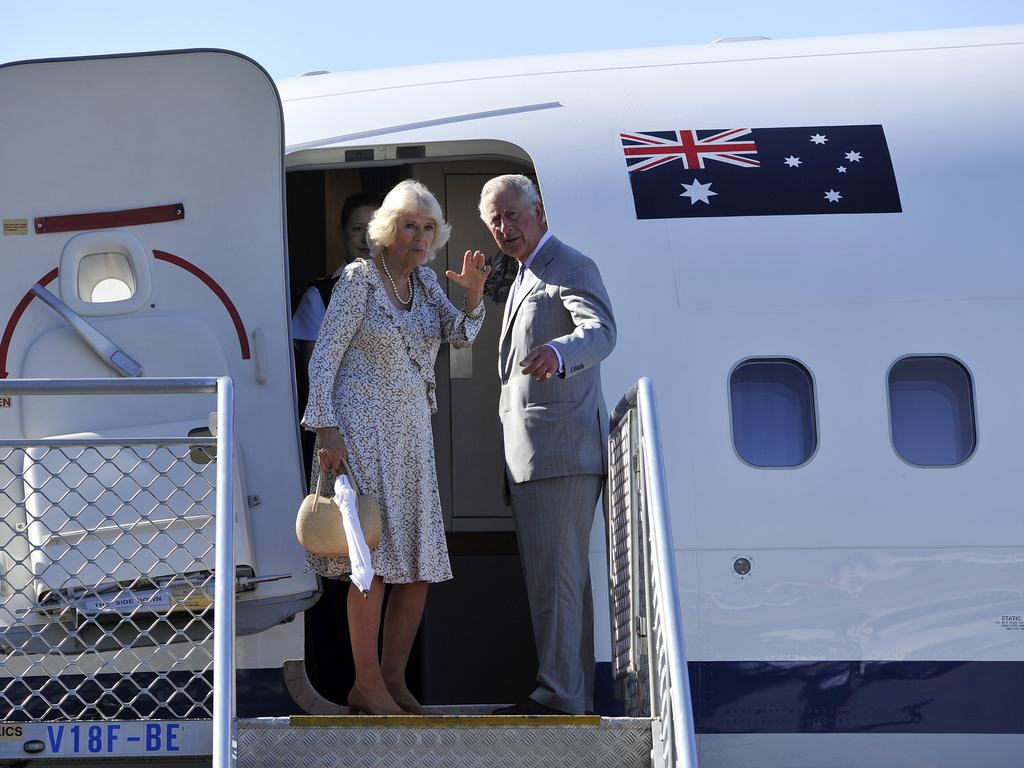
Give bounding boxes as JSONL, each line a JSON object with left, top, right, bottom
{"left": 680, "top": 179, "right": 717, "bottom": 205}
{"left": 824, "top": 189, "right": 842, "bottom": 203}
{"left": 845, "top": 151, "right": 862, "bottom": 162}
{"left": 810, "top": 134, "right": 828, "bottom": 144}
{"left": 837, "top": 166, "right": 847, "bottom": 173}
{"left": 784, "top": 156, "right": 802, "bottom": 167}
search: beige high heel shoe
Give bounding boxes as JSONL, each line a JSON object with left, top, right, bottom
{"left": 388, "top": 688, "right": 425, "bottom": 715}
{"left": 347, "top": 687, "right": 403, "bottom": 716}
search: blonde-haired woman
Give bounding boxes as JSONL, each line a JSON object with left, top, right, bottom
{"left": 302, "top": 180, "right": 489, "bottom": 715}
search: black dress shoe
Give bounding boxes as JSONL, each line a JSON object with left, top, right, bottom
{"left": 492, "top": 699, "right": 571, "bottom": 715}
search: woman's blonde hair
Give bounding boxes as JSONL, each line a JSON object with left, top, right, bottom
{"left": 367, "top": 180, "right": 451, "bottom": 259}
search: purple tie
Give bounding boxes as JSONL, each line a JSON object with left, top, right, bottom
{"left": 510, "top": 266, "right": 525, "bottom": 304}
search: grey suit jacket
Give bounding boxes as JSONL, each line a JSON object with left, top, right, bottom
{"left": 498, "top": 236, "right": 616, "bottom": 483}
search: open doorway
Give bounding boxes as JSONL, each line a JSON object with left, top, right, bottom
{"left": 285, "top": 147, "right": 542, "bottom": 706}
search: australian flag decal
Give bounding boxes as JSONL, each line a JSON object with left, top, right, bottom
{"left": 622, "top": 126, "right": 902, "bottom": 219}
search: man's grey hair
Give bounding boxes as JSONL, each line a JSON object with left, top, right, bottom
{"left": 478, "top": 174, "right": 542, "bottom": 221}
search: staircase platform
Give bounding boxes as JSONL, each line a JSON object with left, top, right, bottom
{"left": 237, "top": 714, "right": 652, "bottom": 768}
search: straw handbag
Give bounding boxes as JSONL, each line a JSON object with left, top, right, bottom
{"left": 295, "top": 458, "right": 382, "bottom": 557}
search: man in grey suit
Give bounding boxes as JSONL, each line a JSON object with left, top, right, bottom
{"left": 479, "top": 175, "right": 616, "bottom": 715}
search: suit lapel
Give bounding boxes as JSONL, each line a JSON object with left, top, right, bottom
{"left": 498, "top": 282, "right": 516, "bottom": 377}
{"left": 507, "top": 268, "right": 541, "bottom": 330}
{"left": 498, "top": 237, "right": 560, "bottom": 377}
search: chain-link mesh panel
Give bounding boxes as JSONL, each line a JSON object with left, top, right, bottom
{"left": 0, "top": 441, "right": 217, "bottom": 722}
{"left": 606, "top": 410, "right": 649, "bottom": 717}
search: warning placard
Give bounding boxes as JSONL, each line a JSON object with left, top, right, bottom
{"left": 997, "top": 615, "right": 1024, "bottom": 631}
{"left": 2, "top": 219, "right": 28, "bottom": 236}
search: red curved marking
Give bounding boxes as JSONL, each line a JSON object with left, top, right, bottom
{"left": 154, "top": 250, "right": 251, "bottom": 359}
{"left": 0, "top": 268, "right": 59, "bottom": 379}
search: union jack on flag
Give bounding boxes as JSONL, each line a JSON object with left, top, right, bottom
{"left": 621, "top": 129, "right": 760, "bottom": 173}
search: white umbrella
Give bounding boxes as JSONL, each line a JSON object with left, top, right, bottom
{"left": 333, "top": 475, "right": 374, "bottom": 595}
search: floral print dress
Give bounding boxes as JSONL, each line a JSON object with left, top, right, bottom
{"left": 302, "top": 259, "right": 484, "bottom": 583}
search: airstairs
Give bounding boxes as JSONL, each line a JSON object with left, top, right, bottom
{"left": 238, "top": 711, "right": 652, "bottom": 768}
{"left": 0, "top": 378, "right": 695, "bottom": 768}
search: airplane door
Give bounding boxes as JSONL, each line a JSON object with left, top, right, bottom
{"left": 442, "top": 174, "right": 513, "bottom": 530}
{"left": 0, "top": 51, "right": 317, "bottom": 638}
{"left": 409, "top": 172, "right": 538, "bottom": 705}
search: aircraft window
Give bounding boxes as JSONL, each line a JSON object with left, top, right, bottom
{"left": 730, "top": 358, "right": 816, "bottom": 468}
{"left": 77, "top": 250, "right": 137, "bottom": 303}
{"left": 90, "top": 277, "right": 133, "bottom": 302}
{"left": 888, "top": 356, "right": 976, "bottom": 466}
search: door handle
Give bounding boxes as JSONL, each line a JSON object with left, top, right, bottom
{"left": 30, "top": 283, "right": 143, "bottom": 377}
{"left": 450, "top": 346, "right": 472, "bottom": 379}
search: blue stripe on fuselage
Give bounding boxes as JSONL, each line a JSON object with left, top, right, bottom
{"left": 592, "top": 661, "right": 1024, "bottom": 733}
{"left": 3, "top": 662, "right": 1021, "bottom": 732}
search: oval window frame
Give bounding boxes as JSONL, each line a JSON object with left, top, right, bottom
{"left": 728, "top": 356, "right": 819, "bottom": 470}
{"left": 886, "top": 354, "right": 978, "bottom": 468}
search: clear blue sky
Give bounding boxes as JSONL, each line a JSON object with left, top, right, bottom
{"left": 2, "top": 0, "right": 1021, "bottom": 80}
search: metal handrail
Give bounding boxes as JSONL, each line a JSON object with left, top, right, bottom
{"left": 609, "top": 377, "right": 697, "bottom": 768}
{"left": 214, "top": 378, "right": 235, "bottom": 768}
{"left": 0, "top": 376, "right": 235, "bottom": 768}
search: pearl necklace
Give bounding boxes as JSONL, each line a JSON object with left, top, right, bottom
{"left": 379, "top": 255, "right": 412, "bottom": 306}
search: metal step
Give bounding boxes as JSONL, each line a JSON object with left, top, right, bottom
{"left": 237, "top": 714, "right": 653, "bottom": 768}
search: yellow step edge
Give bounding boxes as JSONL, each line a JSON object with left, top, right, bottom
{"left": 289, "top": 714, "right": 603, "bottom": 728}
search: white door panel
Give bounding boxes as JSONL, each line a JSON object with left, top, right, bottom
{"left": 0, "top": 51, "right": 317, "bottom": 640}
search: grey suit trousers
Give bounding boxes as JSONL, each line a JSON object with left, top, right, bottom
{"left": 508, "top": 472, "right": 603, "bottom": 714}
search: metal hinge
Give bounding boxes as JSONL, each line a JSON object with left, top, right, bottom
{"left": 237, "top": 572, "right": 290, "bottom": 591}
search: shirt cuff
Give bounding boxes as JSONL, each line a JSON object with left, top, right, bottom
{"left": 545, "top": 343, "right": 565, "bottom": 375}
{"left": 463, "top": 299, "right": 485, "bottom": 319}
